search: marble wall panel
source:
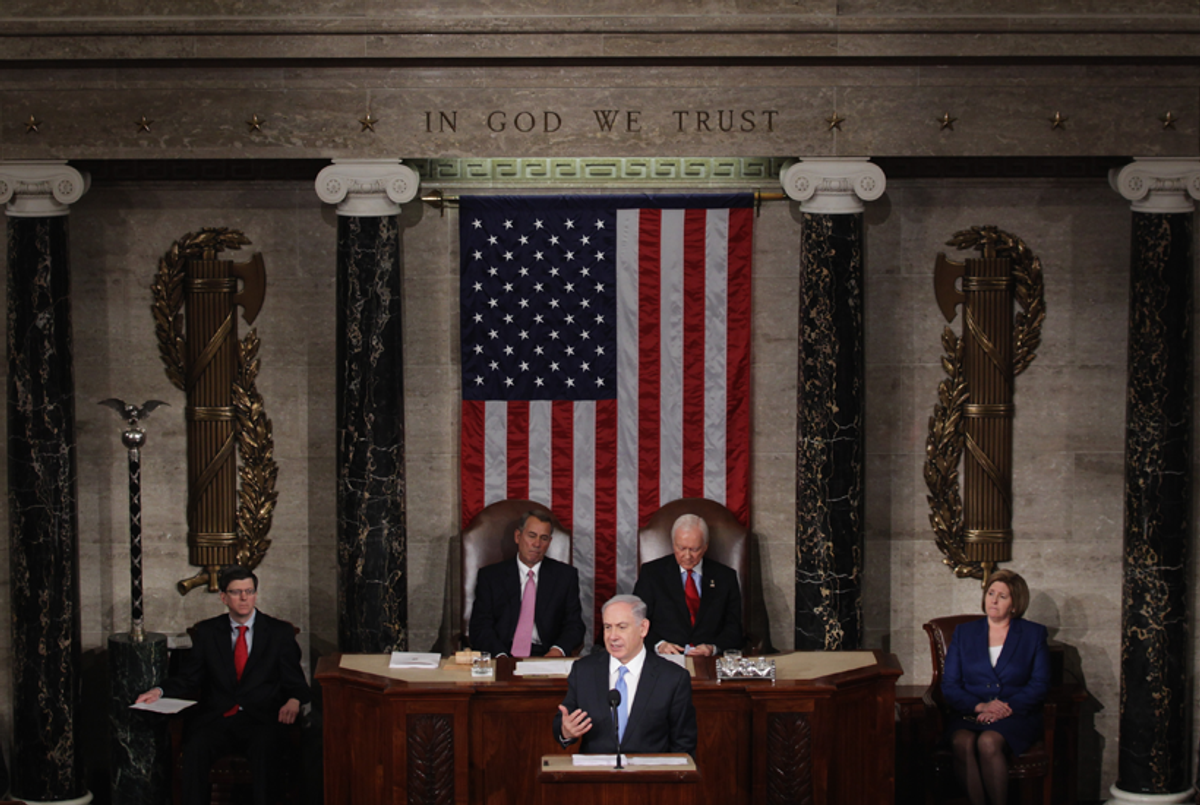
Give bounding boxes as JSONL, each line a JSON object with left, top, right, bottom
{"left": 861, "top": 176, "right": 1148, "bottom": 790}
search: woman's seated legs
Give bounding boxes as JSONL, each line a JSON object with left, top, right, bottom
{"left": 951, "top": 729, "right": 986, "bottom": 805}
{"left": 976, "top": 730, "right": 1008, "bottom": 805}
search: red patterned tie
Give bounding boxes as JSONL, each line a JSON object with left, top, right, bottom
{"left": 224, "top": 625, "right": 248, "bottom": 717}
{"left": 685, "top": 571, "right": 700, "bottom": 626}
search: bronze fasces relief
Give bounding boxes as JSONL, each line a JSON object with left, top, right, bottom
{"left": 924, "top": 226, "right": 1045, "bottom": 586}
{"left": 151, "top": 228, "right": 278, "bottom": 594}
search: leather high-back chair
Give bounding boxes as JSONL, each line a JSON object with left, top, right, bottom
{"left": 921, "top": 615, "right": 1056, "bottom": 805}
{"left": 460, "top": 500, "right": 572, "bottom": 649}
{"left": 637, "top": 497, "right": 752, "bottom": 649}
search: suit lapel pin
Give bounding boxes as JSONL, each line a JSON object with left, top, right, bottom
{"left": 708, "top": 578, "right": 715, "bottom": 589}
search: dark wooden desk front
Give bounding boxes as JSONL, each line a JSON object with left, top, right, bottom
{"left": 315, "top": 651, "right": 902, "bottom": 805}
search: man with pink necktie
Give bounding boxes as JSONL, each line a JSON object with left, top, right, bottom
{"left": 633, "top": 513, "right": 743, "bottom": 657}
{"left": 469, "top": 510, "right": 586, "bottom": 658}
{"left": 135, "top": 565, "right": 310, "bottom": 805}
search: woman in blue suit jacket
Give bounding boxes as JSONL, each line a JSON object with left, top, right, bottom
{"left": 942, "top": 569, "right": 1050, "bottom": 805}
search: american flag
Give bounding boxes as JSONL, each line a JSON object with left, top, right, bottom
{"left": 460, "top": 194, "right": 753, "bottom": 639}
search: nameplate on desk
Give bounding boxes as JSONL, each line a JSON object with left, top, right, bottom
{"left": 389, "top": 652, "right": 441, "bottom": 669}
{"left": 572, "top": 755, "right": 690, "bottom": 767}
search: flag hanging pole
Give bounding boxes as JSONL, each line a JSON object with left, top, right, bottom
{"left": 423, "top": 190, "right": 785, "bottom": 216}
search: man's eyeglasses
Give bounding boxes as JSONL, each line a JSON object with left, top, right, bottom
{"left": 224, "top": 588, "right": 257, "bottom": 598}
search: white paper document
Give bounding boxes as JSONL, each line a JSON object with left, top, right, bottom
{"left": 130, "top": 698, "right": 196, "bottom": 714}
{"left": 389, "top": 652, "right": 441, "bottom": 669}
{"left": 514, "top": 659, "right": 574, "bottom": 676}
{"left": 571, "top": 755, "right": 689, "bottom": 766}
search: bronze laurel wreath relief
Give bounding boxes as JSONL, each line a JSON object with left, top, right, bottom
{"left": 151, "top": 228, "right": 278, "bottom": 594}
{"left": 924, "top": 226, "right": 1045, "bottom": 584}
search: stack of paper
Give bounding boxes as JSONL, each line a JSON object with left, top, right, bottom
{"left": 389, "top": 652, "right": 441, "bottom": 669}
{"left": 514, "top": 659, "right": 574, "bottom": 676}
{"left": 130, "top": 698, "right": 196, "bottom": 714}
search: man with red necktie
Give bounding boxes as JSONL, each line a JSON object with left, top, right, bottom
{"left": 136, "top": 565, "right": 310, "bottom": 805}
{"left": 633, "top": 513, "right": 743, "bottom": 657}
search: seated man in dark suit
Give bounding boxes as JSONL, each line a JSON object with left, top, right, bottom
{"left": 135, "top": 566, "right": 311, "bottom": 805}
{"left": 469, "top": 509, "right": 585, "bottom": 658}
{"left": 633, "top": 513, "right": 743, "bottom": 657}
{"left": 554, "top": 594, "right": 697, "bottom": 755}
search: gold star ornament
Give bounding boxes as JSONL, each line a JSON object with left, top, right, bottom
{"left": 246, "top": 114, "right": 264, "bottom": 133}
{"left": 1160, "top": 112, "right": 1178, "bottom": 130}
{"left": 938, "top": 113, "right": 957, "bottom": 131}
{"left": 1049, "top": 112, "right": 1068, "bottom": 130}
{"left": 359, "top": 113, "right": 378, "bottom": 132}
{"left": 136, "top": 116, "right": 153, "bottom": 133}
{"left": 24, "top": 115, "right": 40, "bottom": 134}
{"left": 825, "top": 113, "right": 845, "bottom": 131}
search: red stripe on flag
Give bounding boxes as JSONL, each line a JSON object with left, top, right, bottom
{"left": 551, "top": 400, "right": 575, "bottom": 531}
{"left": 681, "top": 209, "right": 707, "bottom": 499}
{"left": 461, "top": 400, "right": 487, "bottom": 525}
{"left": 637, "top": 208, "right": 663, "bottom": 527}
{"left": 593, "top": 399, "right": 619, "bottom": 629}
{"left": 506, "top": 401, "right": 529, "bottom": 500}
{"left": 724, "top": 206, "right": 754, "bottom": 525}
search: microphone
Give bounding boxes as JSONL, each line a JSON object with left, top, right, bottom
{"left": 608, "top": 689, "right": 624, "bottom": 769}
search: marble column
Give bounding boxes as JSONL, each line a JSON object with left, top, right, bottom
{"left": 2, "top": 161, "right": 93, "bottom": 804}
{"left": 316, "top": 159, "right": 419, "bottom": 653}
{"left": 1106, "top": 159, "right": 1200, "bottom": 805}
{"left": 781, "top": 158, "right": 885, "bottom": 652}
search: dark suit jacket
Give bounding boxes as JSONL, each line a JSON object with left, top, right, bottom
{"left": 633, "top": 554, "right": 743, "bottom": 654}
{"left": 161, "top": 610, "right": 311, "bottom": 730}
{"left": 469, "top": 557, "right": 585, "bottom": 657}
{"left": 553, "top": 650, "right": 697, "bottom": 755}
{"left": 942, "top": 616, "right": 1050, "bottom": 755}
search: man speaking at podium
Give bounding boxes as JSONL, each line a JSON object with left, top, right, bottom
{"left": 554, "top": 594, "right": 697, "bottom": 755}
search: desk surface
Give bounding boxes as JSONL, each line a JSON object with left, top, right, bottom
{"left": 333, "top": 649, "right": 885, "bottom": 686}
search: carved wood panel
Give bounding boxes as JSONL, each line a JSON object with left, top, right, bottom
{"left": 766, "top": 712, "right": 813, "bottom": 805}
{"left": 407, "top": 713, "right": 455, "bottom": 805}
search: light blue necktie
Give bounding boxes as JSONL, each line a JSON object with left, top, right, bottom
{"left": 616, "top": 665, "right": 630, "bottom": 742}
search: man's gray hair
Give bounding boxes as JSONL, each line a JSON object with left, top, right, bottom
{"left": 671, "top": 513, "right": 709, "bottom": 547}
{"left": 602, "top": 594, "right": 648, "bottom": 623}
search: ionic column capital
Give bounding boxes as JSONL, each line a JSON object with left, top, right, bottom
{"left": 315, "top": 158, "right": 419, "bottom": 217}
{"left": 1109, "top": 158, "right": 1200, "bottom": 214}
{"left": 0, "top": 160, "right": 90, "bottom": 217}
{"left": 780, "top": 157, "right": 885, "bottom": 215}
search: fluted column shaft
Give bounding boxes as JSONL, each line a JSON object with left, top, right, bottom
{"left": 2, "top": 161, "right": 90, "bottom": 803}
{"left": 1108, "top": 159, "right": 1199, "bottom": 803}
{"left": 316, "top": 159, "right": 419, "bottom": 653}
{"left": 781, "top": 159, "right": 885, "bottom": 651}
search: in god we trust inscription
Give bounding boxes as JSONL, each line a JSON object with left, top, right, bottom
{"left": 422, "top": 107, "right": 781, "bottom": 134}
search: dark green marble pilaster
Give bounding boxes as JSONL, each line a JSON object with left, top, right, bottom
{"left": 7, "top": 214, "right": 87, "bottom": 802}
{"left": 336, "top": 214, "right": 408, "bottom": 653}
{"left": 794, "top": 212, "right": 866, "bottom": 652}
{"left": 1117, "top": 211, "right": 1192, "bottom": 795}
